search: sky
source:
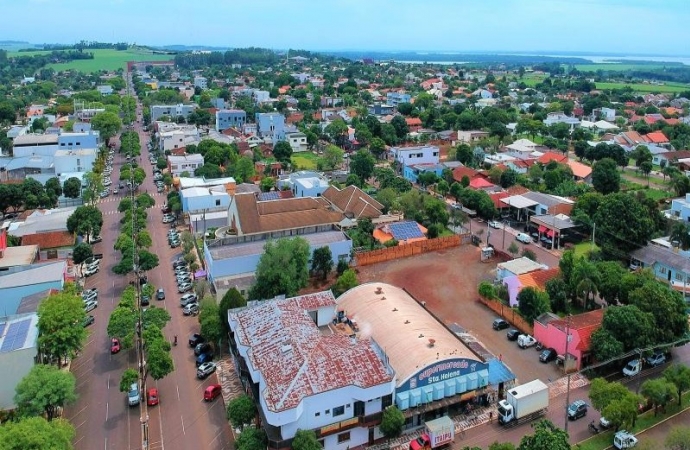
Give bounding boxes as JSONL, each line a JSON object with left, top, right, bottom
{"left": 4, "top": 0, "right": 690, "bottom": 55}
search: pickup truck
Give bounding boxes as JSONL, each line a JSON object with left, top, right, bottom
{"left": 518, "top": 334, "right": 537, "bottom": 349}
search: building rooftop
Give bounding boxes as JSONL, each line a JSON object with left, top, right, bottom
{"left": 168, "top": 154, "right": 205, "bottom": 163}
{"left": 20, "top": 231, "right": 74, "bottom": 249}
{"left": 12, "top": 134, "right": 59, "bottom": 147}
{"left": 178, "top": 176, "right": 236, "bottom": 189}
{"left": 54, "top": 148, "right": 98, "bottom": 157}
{"left": 209, "top": 230, "right": 348, "bottom": 260}
{"left": 0, "top": 260, "right": 64, "bottom": 286}
{"left": 229, "top": 291, "right": 393, "bottom": 412}
{"left": 0, "top": 246, "right": 39, "bottom": 269}
{"left": 498, "top": 257, "right": 547, "bottom": 276}
{"left": 322, "top": 185, "right": 384, "bottom": 219}
{"left": 7, "top": 206, "right": 77, "bottom": 237}
{"left": 522, "top": 191, "right": 573, "bottom": 208}
{"left": 336, "top": 283, "right": 481, "bottom": 389}
{"left": 0, "top": 314, "right": 39, "bottom": 354}
{"left": 631, "top": 244, "right": 690, "bottom": 274}
{"left": 16, "top": 289, "right": 57, "bottom": 315}
{"left": 5, "top": 156, "right": 54, "bottom": 171}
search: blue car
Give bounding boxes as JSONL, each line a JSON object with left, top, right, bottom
{"left": 195, "top": 352, "right": 213, "bottom": 367}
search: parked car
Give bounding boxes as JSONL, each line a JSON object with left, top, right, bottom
{"left": 539, "top": 348, "right": 558, "bottom": 363}
{"left": 197, "top": 362, "right": 217, "bottom": 380}
{"left": 170, "top": 239, "right": 181, "bottom": 248}
{"left": 189, "top": 333, "right": 206, "bottom": 347}
{"left": 517, "top": 334, "right": 537, "bottom": 348}
{"left": 516, "top": 233, "right": 531, "bottom": 244}
{"left": 91, "top": 235, "right": 103, "bottom": 244}
{"left": 195, "top": 342, "right": 212, "bottom": 356}
{"left": 156, "top": 288, "right": 165, "bottom": 300}
{"left": 203, "top": 384, "right": 222, "bottom": 401}
{"left": 128, "top": 383, "right": 140, "bottom": 406}
{"left": 83, "top": 266, "right": 99, "bottom": 277}
{"left": 176, "top": 275, "right": 192, "bottom": 284}
{"left": 567, "top": 400, "right": 588, "bottom": 420}
{"left": 492, "top": 318, "right": 509, "bottom": 330}
{"left": 180, "top": 293, "right": 198, "bottom": 306}
{"left": 506, "top": 329, "right": 521, "bottom": 341}
{"left": 82, "top": 291, "right": 98, "bottom": 302}
{"left": 488, "top": 220, "right": 502, "bottom": 229}
{"left": 146, "top": 388, "right": 159, "bottom": 406}
{"left": 84, "top": 300, "right": 98, "bottom": 312}
{"left": 645, "top": 352, "right": 667, "bottom": 367}
{"left": 178, "top": 282, "right": 193, "bottom": 293}
{"left": 195, "top": 352, "right": 213, "bottom": 367}
{"left": 183, "top": 303, "right": 199, "bottom": 316}
{"left": 141, "top": 296, "right": 150, "bottom": 307}
{"left": 111, "top": 338, "right": 121, "bottom": 354}
{"left": 172, "top": 260, "right": 187, "bottom": 269}
{"left": 83, "top": 315, "right": 95, "bottom": 327}
{"left": 623, "top": 359, "right": 642, "bottom": 377}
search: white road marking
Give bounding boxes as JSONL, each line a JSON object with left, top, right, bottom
{"left": 105, "top": 402, "right": 109, "bottom": 421}
{"left": 176, "top": 385, "right": 180, "bottom": 401}
{"left": 180, "top": 415, "right": 186, "bottom": 435}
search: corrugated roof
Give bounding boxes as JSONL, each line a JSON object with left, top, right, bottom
{"left": 21, "top": 231, "right": 74, "bottom": 249}
{"left": 0, "top": 261, "right": 65, "bottom": 288}
{"left": 337, "top": 283, "right": 482, "bottom": 389}
{"left": 229, "top": 291, "right": 392, "bottom": 412}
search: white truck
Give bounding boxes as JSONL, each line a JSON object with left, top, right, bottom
{"left": 613, "top": 430, "right": 638, "bottom": 449}
{"left": 498, "top": 379, "right": 549, "bottom": 426}
{"left": 408, "top": 416, "right": 455, "bottom": 450}
{"left": 517, "top": 334, "right": 537, "bottom": 349}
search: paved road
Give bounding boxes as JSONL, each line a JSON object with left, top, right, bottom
{"left": 66, "top": 91, "right": 232, "bottom": 450}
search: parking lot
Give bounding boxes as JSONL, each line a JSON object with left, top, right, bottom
{"left": 357, "top": 244, "right": 563, "bottom": 384}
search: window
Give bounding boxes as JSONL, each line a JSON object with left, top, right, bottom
{"left": 325, "top": 409, "right": 330, "bottom": 414}
{"left": 333, "top": 405, "right": 345, "bottom": 417}
{"left": 354, "top": 401, "right": 365, "bottom": 416}
{"left": 337, "top": 432, "right": 350, "bottom": 444}
{"left": 660, "top": 267, "right": 668, "bottom": 275}
{"left": 381, "top": 394, "right": 393, "bottom": 409}
{"left": 675, "top": 273, "right": 683, "bottom": 281}
{"left": 215, "top": 199, "right": 221, "bottom": 206}
{"left": 315, "top": 412, "right": 320, "bottom": 417}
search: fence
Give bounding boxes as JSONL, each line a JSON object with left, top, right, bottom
{"left": 477, "top": 296, "right": 534, "bottom": 335}
{"left": 354, "top": 234, "right": 465, "bottom": 267}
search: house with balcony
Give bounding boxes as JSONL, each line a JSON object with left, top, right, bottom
{"left": 256, "top": 112, "right": 286, "bottom": 144}
{"left": 286, "top": 132, "right": 308, "bottom": 153}
{"left": 167, "top": 154, "right": 205, "bottom": 177}
{"left": 215, "top": 109, "right": 247, "bottom": 132}
{"left": 386, "top": 91, "right": 411, "bottom": 107}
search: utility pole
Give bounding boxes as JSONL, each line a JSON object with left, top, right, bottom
{"left": 590, "top": 222, "right": 596, "bottom": 251}
{"left": 563, "top": 314, "right": 572, "bottom": 433}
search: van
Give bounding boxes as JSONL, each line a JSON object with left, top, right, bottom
{"left": 516, "top": 233, "right": 531, "bottom": 244}
{"left": 128, "top": 383, "right": 140, "bottom": 406}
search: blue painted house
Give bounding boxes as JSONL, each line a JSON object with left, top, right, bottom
{"left": 630, "top": 244, "right": 690, "bottom": 296}
{"left": 0, "top": 262, "right": 66, "bottom": 315}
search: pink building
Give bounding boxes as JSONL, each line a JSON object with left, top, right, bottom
{"left": 533, "top": 309, "right": 604, "bottom": 371}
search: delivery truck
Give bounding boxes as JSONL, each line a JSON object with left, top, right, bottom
{"left": 409, "top": 416, "right": 455, "bottom": 450}
{"left": 497, "top": 379, "right": 549, "bottom": 426}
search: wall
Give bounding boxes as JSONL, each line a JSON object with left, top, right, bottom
{"left": 54, "top": 151, "right": 97, "bottom": 174}
{"left": 354, "top": 235, "right": 461, "bottom": 267}
{"left": 13, "top": 145, "right": 60, "bottom": 157}
{"left": 182, "top": 193, "right": 230, "bottom": 214}
{"left": 477, "top": 296, "right": 533, "bottom": 335}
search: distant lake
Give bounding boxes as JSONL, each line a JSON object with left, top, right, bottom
{"left": 394, "top": 55, "right": 690, "bottom": 66}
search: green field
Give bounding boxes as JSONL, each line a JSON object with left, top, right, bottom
{"left": 291, "top": 152, "right": 319, "bottom": 170}
{"left": 595, "top": 81, "right": 690, "bottom": 93}
{"left": 574, "top": 63, "right": 676, "bottom": 72}
{"left": 8, "top": 48, "right": 174, "bottom": 73}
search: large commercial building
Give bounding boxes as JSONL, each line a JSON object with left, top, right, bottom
{"left": 228, "top": 283, "right": 504, "bottom": 450}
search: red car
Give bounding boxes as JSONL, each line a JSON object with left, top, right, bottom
{"left": 203, "top": 384, "right": 222, "bottom": 402}
{"left": 110, "top": 338, "right": 121, "bottom": 354}
{"left": 147, "top": 388, "right": 159, "bottom": 406}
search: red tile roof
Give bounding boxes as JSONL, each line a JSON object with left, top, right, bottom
{"left": 405, "top": 117, "right": 422, "bottom": 126}
{"left": 469, "top": 178, "right": 495, "bottom": 189}
{"left": 549, "top": 309, "right": 604, "bottom": 351}
{"left": 664, "top": 118, "right": 680, "bottom": 126}
{"left": 21, "top": 231, "right": 74, "bottom": 249}
{"left": 529, "top": 268, "right": 560, "bottom": 289}
{"left": 489, "top": 191, "right": 509, "bottom": 209}
{"left": 645, "top": 131, "right": 669, "bottom": 144}
{"left": 537, "top": 152, "right": 568, "bottom": 164}
{"left": 452, "top": 166, "right": 481, "bottom": 183}
{"left": 229, "top": 291, "right": 392, "bottom": 412}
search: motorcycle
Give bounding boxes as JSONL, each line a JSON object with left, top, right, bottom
{"left": 174, "top": 335, "right": 178, "bottom": 346}
{"left": 588, "top": 421, "right": 600, "bottom": 434}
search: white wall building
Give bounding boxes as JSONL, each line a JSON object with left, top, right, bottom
{"left": 167, "top": 154, "right": 205, "bottom": 177}
{"left": 391, "top": 145, "right": 440, "bottom": 166}
{"left": 286, "top": 132, "right": 308, "bottom": 153}
{"left": 54, "top": 148, "right": 98, "bottom": 174}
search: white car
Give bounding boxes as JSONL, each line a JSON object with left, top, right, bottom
{"left": 517, "top": 334, "right": 537, "bottom": 348}
{"left": 515, "top": 233, "right": 531, "bottom": 244}
{"left": 180, "top": 293, "right": 198, "bottom": 306}
{"left": 488, "top": 220, "right": 502, "bottom": 229}
{"left": 183, "top": 303, "right": 199, "bottom": 316}
{"left": 623, "top": 359, "right": 642, "bottom": 377}
{"left": 84, "top": 300, "right": 98, "bottom": 312}
{"left": 83, "top": 266, "right": 99, "bottom": 277}
{"left": 82, "top": 291, "right": 98, "bottom": 302}
{"left": 178, "top": 282, "right": 193, "bottom": 293}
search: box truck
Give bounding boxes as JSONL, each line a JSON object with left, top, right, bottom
{"left": 497, "top": 379, "right": 549, "bottom": 426}
{"left": 409, "top": 416, "right": 455, "bottom": 450}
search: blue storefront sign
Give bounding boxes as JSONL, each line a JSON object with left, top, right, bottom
{"left": 398, "top": 358, "right": 487, "bottom": 392}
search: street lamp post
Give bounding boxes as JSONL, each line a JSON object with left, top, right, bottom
{"left": 563, "top": 314, "right": 573, "bottom": 433}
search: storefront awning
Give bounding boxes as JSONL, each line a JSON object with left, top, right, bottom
{"left": 538, "top": 225, "right": 547, "bottom": 233}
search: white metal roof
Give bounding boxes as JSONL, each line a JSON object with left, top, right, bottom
{"left": 500, "top": 195, "right": 538, "bottom": 209}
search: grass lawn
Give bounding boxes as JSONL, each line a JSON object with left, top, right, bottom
{"left": 575, "top": 393, "right": 690, "bottom": 450}
{"left": 521, "top": 74, "right": 547, "bottom": 87}
{"left": 572, "top": 241, "right": 598, "bottom": 258}
{"left": 291, "top": 152, "right": 320, "bottom": 170}
{"left": 595, "top": 81, "right": 690, "bottom": 93}
{"left": 7, "top": 48, "right": 174, "bottom": 73}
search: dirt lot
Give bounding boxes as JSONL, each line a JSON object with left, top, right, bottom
{"left": 357, "top": 244, "right": 563, "bottom": 384}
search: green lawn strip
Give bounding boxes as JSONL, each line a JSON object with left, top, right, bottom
{"left": 595, "top": 82, "right": 690, "bottom": 93}
{"left": 574, "top": 392, "right": 690, "bottom": 450}
{"left": 572, "top": 242, "right": 598, "bottom": 259}
{"left": 42, "top": 49, "right": 173, "bottom": 72}
{"left": 574, "top": 63, "right": 674, "bottom": 72}
{"left": 291, "top": 153, "right": 319, "bottom": 170}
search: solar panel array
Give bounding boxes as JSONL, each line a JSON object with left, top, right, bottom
{"left": 258, "top": 191, "right": 281, "bottom": 201}
{"left": 390, "top": 221, "right": 424, "bottom": 240}
{"left": 0, "top": 319, "right": 31, "bottom": 353}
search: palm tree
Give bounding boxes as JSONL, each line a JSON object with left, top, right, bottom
{"left": 571, "top": 258, "right": 601, "bottom": 309}
{"left": 670, "top": 222, "right": 690, "bottom": 250}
